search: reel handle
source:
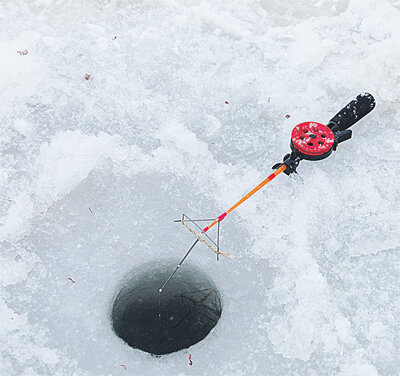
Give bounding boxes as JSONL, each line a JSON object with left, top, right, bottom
{"left": 327, "top": 93, "right": 375, "bottom": 132}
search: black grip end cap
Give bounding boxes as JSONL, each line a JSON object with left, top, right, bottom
{"left": 329, "top": 92, "right": 376, "bottom": 132}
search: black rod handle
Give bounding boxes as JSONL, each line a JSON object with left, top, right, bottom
{"left": 328, "top": 93, "right": 375, "bottom": 132}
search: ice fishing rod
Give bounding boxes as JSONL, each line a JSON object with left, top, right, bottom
{"left": 159, "top": 92, "right": 376, "bottom": 293}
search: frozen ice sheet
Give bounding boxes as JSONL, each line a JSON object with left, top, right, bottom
{"left": 1, "top": 0, "right": 400, "bottom": 375}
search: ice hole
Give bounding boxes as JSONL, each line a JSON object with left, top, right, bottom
{"left": 111, "top": 262, "right": 222, "bottom": 355}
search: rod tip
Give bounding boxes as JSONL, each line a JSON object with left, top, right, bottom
{"left": 158, "top": 288, "right": 163, "bottom": 293}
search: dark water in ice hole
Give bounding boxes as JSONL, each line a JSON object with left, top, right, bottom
{"left": 111, "top": 262, "right": 222, "bottom": 355}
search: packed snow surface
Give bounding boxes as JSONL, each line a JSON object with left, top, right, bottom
{"left": 1, "top": 0, "right": 400, "bottom": 375}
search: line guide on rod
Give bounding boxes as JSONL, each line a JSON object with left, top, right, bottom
{"left": 159, "top": 93, "right": 376, "bottom": 293}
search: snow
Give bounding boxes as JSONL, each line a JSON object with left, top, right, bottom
{"left": 1, "top": 0, "right": 400, "bottom": 375}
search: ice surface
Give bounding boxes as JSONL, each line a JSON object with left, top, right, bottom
{"left": 1, "top": 0, "right": 400, "bottom": 375}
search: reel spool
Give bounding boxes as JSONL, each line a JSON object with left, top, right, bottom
{"left": 290, "top": 121, "right": 335, "bottom": 160}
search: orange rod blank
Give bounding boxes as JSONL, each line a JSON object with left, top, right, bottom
{"left": 202, "top": 164, "right": 287, "bottom": 233}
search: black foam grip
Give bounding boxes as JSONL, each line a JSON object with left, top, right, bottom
{"left": 328, "top": 93, "right": 375, "bottom": 132}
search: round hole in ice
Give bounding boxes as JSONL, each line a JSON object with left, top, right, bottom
{"left": 111, "top": 262, "right": 222, "bottom": 355}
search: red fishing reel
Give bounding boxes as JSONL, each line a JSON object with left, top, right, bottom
{"left": 290, "top": 121, "right": 335, "bottom": 160}
{"left": 273, "top": 93, "right": 376, "bottom": 174}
